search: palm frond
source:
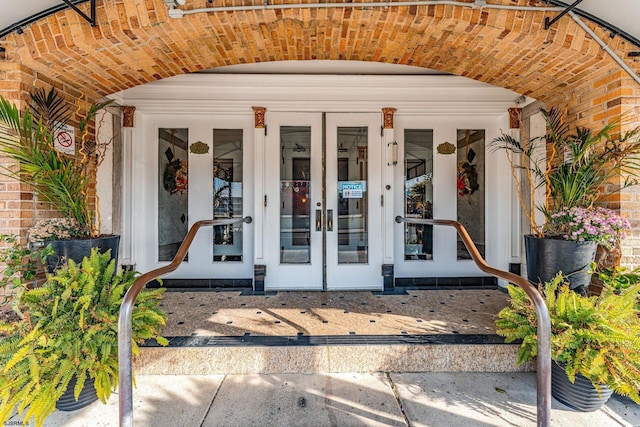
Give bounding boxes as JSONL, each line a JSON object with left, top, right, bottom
{"left": 28, "top": 87, "right": 72, "bottom": 129}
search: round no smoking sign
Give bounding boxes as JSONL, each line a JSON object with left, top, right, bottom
{"left": 54, "top": 126, "right": 75, "bottom": 154}
{"left": 56, "top": 130, "right": 73, "bottom": 148}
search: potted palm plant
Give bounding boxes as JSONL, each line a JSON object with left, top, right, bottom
{"left": 0, "top": 249, "right": 167, "bottom": 427}
{"left": 492, "top": 108, "right": 640, "bottom": 293}
{"left": 0, "top": 87, "right": 117, "bottom": 270}
{"left": 496, "top": 273, "right": 640, "bottom": 411}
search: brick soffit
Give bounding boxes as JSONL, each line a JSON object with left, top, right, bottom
{"left": 0, "top": 0, "right": 639, "bottom": 108}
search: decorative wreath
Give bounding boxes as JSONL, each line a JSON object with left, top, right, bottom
{"left": 163, "top": 158, "right": 188, "bottom": 195}
{"left": 457, "top": 161, "right": 479, "bottom": 196}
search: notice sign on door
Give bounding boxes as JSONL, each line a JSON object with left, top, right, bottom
{"left": 341, "top": 181, "right": 364, "bottom": 199}
{"left": 54, "top": 123, "right": 75, "bottom": 155}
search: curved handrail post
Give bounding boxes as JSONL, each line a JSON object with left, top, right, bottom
{"left": 118, "top": 216, "right": 252, "bottom": 427}
{"left": 395, "top": 216, "right": 551, "bottom": 427}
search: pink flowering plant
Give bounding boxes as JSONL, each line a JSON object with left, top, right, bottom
{"left": 544, "top": 206, "right": 630, "bottom": 249}
{"left": 28, "top": 218, "right": 88, "bottom": 242}
{"left": 493, "top": 108, "right": 640, "bottom": 238}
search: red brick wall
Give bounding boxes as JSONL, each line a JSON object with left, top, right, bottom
{"left": 0, "top": 63, "right": 36, "bottom": 240}
{"left": 0, "top": 63, "right": 97, "bottom": 240}
{"left": 556, "top": 69, "right": 640, "bottom": 267}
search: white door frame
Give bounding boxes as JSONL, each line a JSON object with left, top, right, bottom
{"left": 115, "top": 73, "right": 520, "bottom": 285}
{"left": 262, "top": 112, "right": 384, "bottom": 290}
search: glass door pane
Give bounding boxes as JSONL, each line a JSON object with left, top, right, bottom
{"left": 457, "top": 129, "right": 485, "bottom": 259}
{"left": 213, "top": 129, "right": 244, "bottom": 262}
{"left": 280, "top": 126, "right": 312, "bottom": 264}
{"left": 336, "top": 126, "right": 368, "bottom": 264}
{"left": 404, "top": 129, "right": 433, "bottom": 261}
{"left": 158, "top": 128, "right": 189, "bottom": 261}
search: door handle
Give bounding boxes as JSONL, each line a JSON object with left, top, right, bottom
{"left": 327, "top": 209, "right": 333, "bottom": 232}
{"left": 315, "top": 209, "right": 322, "bottom": 231}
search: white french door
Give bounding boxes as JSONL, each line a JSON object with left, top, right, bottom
{"left": 393, "top": 115, "right": 504, "bottom": 279}
{"left": 264, "top": 113, "right": 383, "bottom": 290}
{"left": 326, "top": 113, "right": 383, "bottom": 289}
{"left": 135, "top": 115, "right": 254, "bottom": 279}
{"left": 263, "top": 113, "right": 324, "bottom": 289}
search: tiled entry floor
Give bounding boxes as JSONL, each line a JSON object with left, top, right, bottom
{"left": 158, "top": 288, "right": 509, "bottom": 338}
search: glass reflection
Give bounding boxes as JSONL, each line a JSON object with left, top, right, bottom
{"left": 457, "top": 129, "right": 485, "bottom": 259}
{"left": 213, "top": 129, "right": 243, "bottom": 262}
{"left": 404, "top": 129, "right": 433, "bottom": 261}
{"left": 337, "top": 127, "right": 368, "bottom": 264}
{"left": 158, "top": 128, "right": 189, "bottom": 262}
{"left": 280, "top": 126, "right": 311, "bottom": 264}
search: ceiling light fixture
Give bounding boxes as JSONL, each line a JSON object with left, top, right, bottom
{"left": 164, "top": 0, "right": 186, "bottom": 18}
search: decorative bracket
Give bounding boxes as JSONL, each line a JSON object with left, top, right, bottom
{"left": 544, "top": 0, "right": 584, "bottom": 30}
{"left": 252, "top": 106, "right": 266, "bottom": 129}
{"left": 382, "top": 108, "right": 397, "bottom": 129}
{"left": 121, "top": 106, "right": 136, "bottom": 128}
{"left": 508, "top": 108, "right": 522, "bottom": 129}
{"left": 61, "top": 0, "right": 96, "bottom": 26}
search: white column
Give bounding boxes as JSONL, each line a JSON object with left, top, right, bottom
{"left": 96, "top": 110, "right": 114, "bottom": 235}
{"left": 507, "top": 108, "right": 522, "bottom": 264}
{"left": 252, "top": 107, "right": 266, "bottom": 263}
{"left": 120, "top": 106, "right": 136, "bottom": 267}
{"left": 382, "top": 108, "right": 396, "bottom": 264}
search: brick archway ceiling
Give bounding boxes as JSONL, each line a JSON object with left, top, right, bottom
{"left": 2, "top": 0, "right": 639, "bottom": 107}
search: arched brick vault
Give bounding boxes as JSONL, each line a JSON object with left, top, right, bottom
{"left": 1, "top": 0, "right": 639, "bottom": 115}
{"left": 1, "top": 0, "right": 640, "bottom": 263}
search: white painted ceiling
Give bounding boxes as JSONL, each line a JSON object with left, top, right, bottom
{"left": 0, "top": 1, "right": 639, "bottom": 48}
{"left": 207, "top": 61, "right": 447, "bottom": 74}
{"left": 0, "top": 1, "right": 58, "bottom": 31}
{"left": 570, "top": 0, "right": 640, "bottom": 45}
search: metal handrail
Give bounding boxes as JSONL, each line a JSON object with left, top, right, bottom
{"left": 395, "top": 216, "right": 551, "bottom": 427}
{"left": 117, "top": 216, "right": 252, "bottom": 427}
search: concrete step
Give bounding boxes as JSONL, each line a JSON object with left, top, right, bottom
{"left": 134, "top": 288, "right": 532, "bottom": 375}
{"left": 135, "top": 335, "right": 532, "bottom": 375}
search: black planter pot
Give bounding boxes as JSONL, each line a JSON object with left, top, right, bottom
{"left": 56, "top": 375, "right": 99, "bottom": 412}
{"left": 551, "top": 362, "right": 613, "bottom": 412}
{"left": 46, "top": 235, "right": 120, "bottom": 273}
{"left": 524, "top": 235, "right": 597, "bottom": 291}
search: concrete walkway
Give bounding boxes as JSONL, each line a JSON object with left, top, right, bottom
{"left": 11, "top": 372, "right": 639, "bottom": 427}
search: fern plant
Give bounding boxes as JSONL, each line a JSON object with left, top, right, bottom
{"left": 597, "top": 264, "right": 640, "bottom": 291}
{"left": 496, "top": 273, "right": 640, "bottom": 402}
{"left": 0, "top": 249, "right": 168, "bottom": 427}
{"left": 0, "top": 234, "right": 52, "bottom": 306}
